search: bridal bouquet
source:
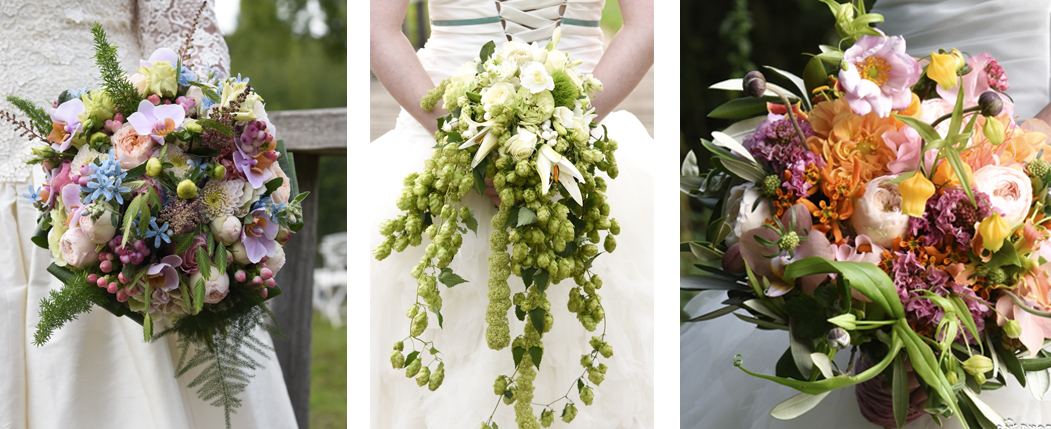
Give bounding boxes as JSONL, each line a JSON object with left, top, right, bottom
{"left": 0, "top": 15, "right": 305, "bottom": 428}
{"left": 682, "top": 1, "right": 1051, "bottom": 427}
{"left": 375, "top": 28, "right": 619, "bottom": 428}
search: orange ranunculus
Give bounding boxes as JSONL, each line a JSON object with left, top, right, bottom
{"left": 807, "top": 98, "right": 853, "bottom": 139}
{"left": 809, "top": 105, "right": 899, "bottom": 185}
{"left": 931, "top": 158, "right": 972, "bottom": 189}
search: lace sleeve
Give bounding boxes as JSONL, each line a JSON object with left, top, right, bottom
{"left": 137, "top": 0, "right": 231, "bottom": 74}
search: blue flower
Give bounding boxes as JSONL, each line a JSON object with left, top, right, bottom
{"left": 179, "top": 66, "right": 196, "bottom": 87}
{"left": 145, "top": 217, "right": 171, "bottom": 248}
{"left": 81, "top": 149, "right": 131, "bottom": 205}
{"left": 232, "top": 73, "right": 249, "bottom": 85}
{"left": 23, "top": 185, "right": 42, "bottom": 202}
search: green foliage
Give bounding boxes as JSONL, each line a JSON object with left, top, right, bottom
{"left": 90, "top": 23, "right": 142, "bottom": 117}
{"left": 309, "top": 312, "right": 347, "bottom": 428}
{"left": 550, "top": 70, "right": 580, "bottom": 109}
{"left": 5, "top": 96, "right": 50, "bottom": 135}
{"left": 33, "top": 269, "right": 109, "bottom": 346}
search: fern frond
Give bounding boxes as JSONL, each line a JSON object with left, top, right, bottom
{"left": 33, "top": 269, "right": 109, "bottom": 345}
{"left": 90, "top": 23, "right": 142, "bottom": 117}
{"left": 5, "top": 96, "right": 50, "bottom": 135}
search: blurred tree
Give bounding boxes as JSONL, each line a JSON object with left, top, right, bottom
{"left": 225, "top": 0, "right": 347, "bottom": 243}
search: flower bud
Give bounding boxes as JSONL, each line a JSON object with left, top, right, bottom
{"left": 177, "top": 179, "right": 198, "bottom": 199}
{"left": 146, "top": 157, "right": 162, "bottom": 177}
{"left": 828, "top": 313, "right": 857, "bottom": 330}
{"left": 1028, "top": 159, "right": 1051, "bottom": 179}
{"left": 979, "top": 212, "right": 1011, "bottom": 253}
{"left": 1005, "top": 319, "right": 1022, "bottom": 339}
{"left": 928, "top": 49, "right": 966, "bottom": 89}
{"left": 962, "top": 355, "right": 993, "bottom": 377}
{"left": 185, "top": 120, "right": 203, "bottom": 133}
{"left": 899, "top": 173, "right": 935, "bottom": 217}
{"left": 743, "top": 71, "right": 767, "bottom": 98}
{"left": 580, "top": 386, "right": 594, "bottom": 405}
{"left": 404, "top": 358, "right": 422, "bottom": 378}
{"left": 979, "top": 91, "right": 1004, "bottom": 117}
{"left": 983, "top": 116, "right": 1006, "bottom": 146}
{"left": 211, "top": 164, "right": 227, "bottom": 180}
{"left": 390, "top": 351, "right": 405, "bottom": 369}
{"left": 826, "top": 327, "right": 851, "bottom": 349}
{"left": 415, "top": 366, "right": 431, "bottom": 386}
{"left": 494, "top": 375, "right": 508, "bottom": 395}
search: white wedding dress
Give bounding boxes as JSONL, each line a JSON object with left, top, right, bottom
{"left": 0, "top": 2, "right": 296, "bottom": 428}
{"left": 680, "top": 1, "right": 1051, "bottom": 428}
{"left": 369, "top": 1, "right": 654, "bottom": 427}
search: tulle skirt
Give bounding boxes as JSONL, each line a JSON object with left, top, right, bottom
{"left": 370, "top": 110, "right": 654, "bottom": 428}
{"left": 0, "top": 180, "right": 296, "bottom": 429}
{"left": 680, "top": 291, "right": 1049, "bottom": 429}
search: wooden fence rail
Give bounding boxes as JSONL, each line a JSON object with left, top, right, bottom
{"left": 268, "top": 107, "right": 347, "bottom": 429}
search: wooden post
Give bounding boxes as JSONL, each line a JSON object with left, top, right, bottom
{"left": 268, "top": 108, "right": 346, "bottom": 428}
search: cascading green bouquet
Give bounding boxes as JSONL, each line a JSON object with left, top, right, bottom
{"left": 374, "top": 28, "right": 621, "bottom": 428}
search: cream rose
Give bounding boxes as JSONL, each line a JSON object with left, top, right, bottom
{"left": 552, "top": 106, "right": 574, "bottom": 129}
{"left": 112, "top": 124, "right": 156, "bottom": 169}
{"left": 481, "top": 82, "right": 516, "bottom": 108}
{"left": 191, "top": 265, "right": 230, "bottom": 304}
{"left": 80, "top": 210, "right": 117, "bottom": 245}
{"left": 723, "top": 183, "right": 772, "bottom": 247}
{"left": 499, "top": 41, "right": 534, "bottom": 66}
{"left": 267, "top": 163, "right": 291, "bottom": 204}
{"left": 230, "top": 242, "right": 252, "bottom": 265}
{"left": 973, "top": 165, "right": 1032, "bottom": 228}
{"left": 850, "top": 175, "right": 911, "bottom": 248}
{"left": 544, "top": 49, "right": 567, "bottom": 74}
{"left": 450, "top": 61, "right": 477, "bottom": 84}
{"left": 59, "top": 227, "right": 100, "bottom": 269}
{"left": 268, "top": 246, "right": 286, "bottom": 274}
{"left": 503, "top": 127, "right": 538, "bottom": 161}
{"left": 210, "top": 215, "right": 243, "bottom": 246}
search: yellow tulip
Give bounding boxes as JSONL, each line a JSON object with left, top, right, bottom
{"left": 899, "top": 173, "right": 935, "bottom": 217}
{"left": 928, "top": 49, "right": 965, "bottom": 89}
{"left": 979, "top": 212, "right": 1011, "bottom": 253}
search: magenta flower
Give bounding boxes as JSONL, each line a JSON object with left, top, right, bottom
{"left": 839, "top": 32, "right": 921, "bottom": 118}
{"left": 127, "top": 99, "right": 185, "bottom": 145}
{"left": 241, "top": 208, "right": 277, "bottom": 263}
{"left": 146, "top": 255, "right": 183, "bottom": 292}
{"left": 739, "top": 204, "right": 835, "bottom": 296}
{"left": 48, "top": 98, "right": 85, "bottom": 151}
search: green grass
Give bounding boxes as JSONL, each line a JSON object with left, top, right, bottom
{"left": 601, "top": 0, "right": 624, "bottom": 32}
{"left": 309, "top": 312, "right": 347, "bottom": 429}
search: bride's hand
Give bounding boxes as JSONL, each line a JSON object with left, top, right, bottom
{"left": 483, "top": 178, "right": 501, "bottom": 207}
{"left": 371, "top": 0, "right": 445, "bottom": 134}
{"left": 589, "top": 0, "right": 653, "bottom": 123}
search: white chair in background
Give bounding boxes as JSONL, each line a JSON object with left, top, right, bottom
{"left": 313, "top": 232, "right": 347, "bottom": 326}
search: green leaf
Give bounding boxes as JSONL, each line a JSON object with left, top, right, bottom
{"left": 994, "top": 335, "right": 1027, "bottom": 386}
{"left": 784, "top": 294, "right": 830, "bottom": 339}
{"left": 893, "top": 353, "right": 908, "bottom": 428}
{"left": 434, "top": 308, "right": 444, "bottom": 328}
{"left": 529, "top": 347, "right": 543, "bottom": 369}
{"left": 708, "top": 97, "right": 774, "bottom": 119}
{"left": 764, "top": 65, "right": 811, "bottom": 110}
{"left": 437, "top": 268, "right": 468, "bottom": 287}
{"left": 533, "top": 269, "right": 550, "bottom": 293}
{"left": 949, "top": 84, "right": 966, "bottom": 137}
{"left": 196, "top": 118, "right": 234, "bottom": 137}
{"left": 143, "top": 312, "right": 153, "bottom": 342}
{"left": 769, "top": 391, "right": 831, "bottom": 420}
{"left": 944, "top": 148, "right": 976, "bottom": 204}
{"left": 555, "top": 239, "right": 578, "bottom": 258}
{"left": 196, "top": 247, "right": 211, "bottom": 281}
{"left": 894, "top": 114, "right": 942, "bottom": 144}
{"left": 783, "top": 258, "right": 904, "bottom": 319}
{"left": 522, "top": 267, "right": 537, "bottom": 288}
{"left": 479, "top": 41, "right": 496, "bottom": 63}
{"left": 515, "top": 305, "right": 526, "bottom": 321}
{"left": 950, "top": 295, "right": 981, "bottom": 346}
{"left": 124, "top": 161, "right": 147, "bottom": 179}
{"left": 517, "top": 207, "right": 538, "bottom": 227}
{"left": 711, "top": 156, "right": 766, "bottom": 183}
{"left": 686, "top": 305, "right": 739, "bottom": 322}
{"left": 193, "top": 278, "right": 206, "bottom": 313}
{"left": 215, "top": 243, "right": 228, "bottom": 274}
{"left": 513, "top": 346, "right": 526, "bottom": 368}
{"left": 802, "top": 56, "right": 828, "bottom": 97}
{"left": 1020, "top": 356, "right": 1051, "bottom": 372}
{"left": 466, "top": 92, "right": 482, "bottom": 103}
{"left": 529, "top": 307, "right": 546, "bottom": 335}
{"left": 405, "top": 350, "right": 420, "bottom": 367}
{"left": 264, "top": 177, "right": 284, "bottom": 196}
{"left": 464, "top": 208, "right": 478, "bottom": 236}
{"left": 473, "top": 157, "right": 489, "bottom": 196}
{"left": 120, "top": 194, "right": 150, "bottom": 248}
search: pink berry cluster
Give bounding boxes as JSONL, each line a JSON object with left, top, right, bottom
{"left": 111, "top": 236, "right": 150, "bottom": 265}
{"left": 238, "top": 119, "right": 274, "bottom": 156}
{"left": 234, "top": 263, "right": 277, "bottom": 298}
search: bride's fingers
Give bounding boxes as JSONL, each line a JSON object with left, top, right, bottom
{"left": 483, "top": 178, "right": 501, "bottom": 207}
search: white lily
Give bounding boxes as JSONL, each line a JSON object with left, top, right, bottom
{"left": 457, "top": 114, "right": 498, "bottom": 168}
{"left": 536, "top": 144, "right": 585, "bottom": 205}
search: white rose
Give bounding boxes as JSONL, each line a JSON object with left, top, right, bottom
{"left": 210, "top": 215, "right": 243, "bottom": 246}
{"left": 973, "top": 165, "right": 1032, "bottom": 228}
{"left": 481, "top": 82, "right": 516, "bottom": 108}
{"left": 503, "top": 127, "right": 538, "bottom": 161}
{"left": 723, "top": 183, "right": 772, "bottom": 247}
{"left": 268, "top": 246, "right": 286, "bottom": 274}
{"left": 80, "top": 211, "right": 117, "bottom": 245}
{"left": 544, "top": 50, "right": 567, "bottom": 74}
{"left": 520, "top": 62, "right": 554, "bottom": 94}
{"left": 850, "top": 175, "right": 911, "bottom": 248}
{"left": 487, "top": 61, "right": 518, "bottom": 83}
{"left": 552, "top": 106, "right": 574, "bottom": 129}
{"left": 499, "top": 41, "right": 533, "bottom": 65}
{"left": 129, "top": 73, "right": 147, "bottom": 96}
{"left": 191, "top": 265, "right": 230, "bottom": 304}
{"left": 451, "top": 61, "right": 477, "bottom": 83}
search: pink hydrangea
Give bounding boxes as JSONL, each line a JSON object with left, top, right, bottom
{"left": 839, "top": 32, "right": 922, "bottom": 118}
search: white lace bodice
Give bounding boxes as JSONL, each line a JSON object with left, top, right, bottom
{"left": 419, "top": 0, "right": 606, "bottom": 84}
{"left": 0, "top": 0, "right": 230, "bottom": 183}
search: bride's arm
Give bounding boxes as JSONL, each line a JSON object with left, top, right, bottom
{"left": 371, "top": 0, "right": 444, "bottom": 134}
{"left": 588, "top": 0, "right": 653, "bottom": 123}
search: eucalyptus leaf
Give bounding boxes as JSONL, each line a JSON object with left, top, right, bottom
{"left": 1026, "top": 369, "right": 1050, "bottom": 401}
{"left": 708, "top": 79, "right": 799, "bottom": 101}
{"left": 893, "top": 353, "right": 908, "bottom": 429}
{"left": 708, "top": 97, "right": 778, "bottom": 120}
{"left": 764, "top": 65, "right": 811, "bottom": 110}
{"left": 769, "top": 391, "right": 832, "bottom": 420}
{"left": 711, "top": 131, "right": 758, "bottom": 163}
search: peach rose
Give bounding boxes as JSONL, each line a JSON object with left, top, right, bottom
{"left": 112, "top": 124, "right": 156, "bottom": 169}
{"left": 267, "top": 163, "right": 291, "bottom": 204}
{"left": 59, "top": 227, "right": 100, "bottom": 269}
{"left": 190, "top": 266, "right": 230, "bottom": 304}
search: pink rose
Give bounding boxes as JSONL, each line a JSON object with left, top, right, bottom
{"left": 267, "top": 163, "right": 291, "bottom": 204}
{"left": 177, "top": 234, "right": 207, "bottom": 273}
{"left": 973, "top": 165, "right": 1032, "bottom": 228}
{"left": 112, "top": 124, "right": 156, "bottom": 169}
{"left": 210, "top": 215, "right": 242, "bottom": 246}
{"left": 59, "top": 227, "right": 100, "bottom": 269}
{"left": 79, "top": 209, "right": 117, "bottom": 245}
{"left": 882, "top": 126, "right": 935, "bottom": 175}
{"left": 190, "top": 266, "right": 230, "bottom": 304}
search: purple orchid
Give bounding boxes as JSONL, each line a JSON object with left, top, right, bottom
{"left": 233, "top": 147, "right": 273, "bottom": 189}
{"left": 839, "top": 32, "right": 922, "bottom": 118}
{"left": 146, "top": 255, "right": 183, "bottom": 293}
{"left": 127, "top": 99, "right": 185, "bottom": 145}
{"left": 140, "top": 47, "right": 179, "bottom": 68}
{"left": 61, "top": 183, "right": 87, "bottom": 227}
{"left": 739, "top": 204, "right": 835, "bottom": 296}
{"left": 241, "top": 208, "right": 278, "bottom": 263}
{"left": 48, "top": 98, "right": 85, "bottom": 151}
